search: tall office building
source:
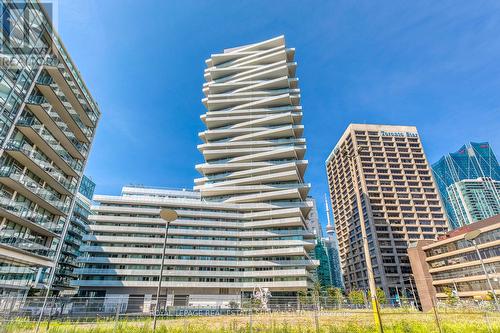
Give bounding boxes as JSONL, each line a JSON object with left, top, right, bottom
{"left": 306, "top": 198, "right": 332, "bottom": 288}
{"left": 325, "top": 124, "right": 448, "bottom": 297}
{"left": 75, "top": 36, "right": 318, "bottom": 305}
{"left": 322, "top": 238, "right": 344, "bottom": 289}
{"left": 324, "top": 196, "right": 344, "bottom": 289}
{"left": 0, "top": 1, "right": 100, "bottom": 298}
{"left": 314, "top": 238, "right": 333, "bottom": 288}
{"left": 432, "top": 142, "right": 500, "bottom": 229}
{"left": 53, "top": 175, "right": 95, "bottom": 294}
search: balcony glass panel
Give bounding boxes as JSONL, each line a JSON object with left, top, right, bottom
{"left": 5, "top": 140, "right": 77, "bottom": 192}
{"left": 0, "top": 230, "right": 54, "bottom": 258}
{"left": 17, "top": 116, "right": 83, "bottom": 172}
{"left": 0, "top": 166, "right": 69, "bottom": 214}
{"left": 0, "top": 191, "right": 63, "bottom": 233}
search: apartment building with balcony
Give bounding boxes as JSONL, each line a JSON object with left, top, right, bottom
{"left": 325, "top": 124, "right": 449, "bottom": 298}
{"left": 74, "top": 186, "right": 317, "bottom": 303}
{"left": 447, "top": 177, "right": 500, "bottom": 227}
{"left": 53, "top": 175, "right": 95, "bottom": 294}
{"left": 408, "top": 214, "right": 500, "bottom": 311}
{"left": 74, "top": 36, "right": 318, "bottom": 306}
{"left": 432, "top": 142, "right": 500, "bottom": 229}
{"left": 0, "top": 1, "right": 100, "bottom": 298}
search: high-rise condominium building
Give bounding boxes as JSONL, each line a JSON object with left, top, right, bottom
{"left": 447, "top": 178, "right": 500, "bottom": 227}
{"left": 0, "top": 1, "right": 100, "bottom": 298}
{"left": 432, "top": 142, "right": 500, "bottom": 229}
{"left": 306, "top": 198, "right": 322, "bottom": 238}
{"left": 75, "top": 36, "right": 318, "bottom": 305}
{"left": 325, "top": 124, "right": 449, "bottom": 298}
{"left": 54, "top": 175, "right": 95, "bottom": 294}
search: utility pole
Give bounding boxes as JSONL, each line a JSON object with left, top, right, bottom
{"left": 343, "top": 147, "right": 384, "bottom": 333}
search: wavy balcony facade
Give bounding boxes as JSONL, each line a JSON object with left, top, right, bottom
{"left": 75, "top": 36, "right": 317, "bottom": 300}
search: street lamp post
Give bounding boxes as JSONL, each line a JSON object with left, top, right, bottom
{"left": 464, "top": 230, "right": 499, "bottom": 309}
{"left": 343, "top": 147, "right": 384, "bottom": 333}
{"left": 452, "top": 280, "right": 460, "bottom": 301}
{"left": 152, "top": 208, "right": 178, "bottom": 332}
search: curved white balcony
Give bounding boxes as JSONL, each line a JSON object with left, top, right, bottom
{"left": 80, "top": 245, "right": 308, "bottom": 258}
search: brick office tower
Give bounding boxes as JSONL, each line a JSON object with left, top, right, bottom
{"left": 325, "top": 124, "right": 449, "bottom": 298}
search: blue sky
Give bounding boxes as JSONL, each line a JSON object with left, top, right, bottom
{"left": 57, "top": 0, "right": 500, "bottom": 228}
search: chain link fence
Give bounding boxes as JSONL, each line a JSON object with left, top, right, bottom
{"left": 0, "top": 295, "right": 499, "bottom": 332}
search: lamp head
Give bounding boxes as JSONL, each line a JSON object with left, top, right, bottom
{"left": 160, "top": 209, "right": 178, "bottom": 222}
{"left": 464, "top": 229, "right": 482, "bottom": 242}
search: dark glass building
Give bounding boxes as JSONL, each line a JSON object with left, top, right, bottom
{"left": 314, "top": 238, "right": 333, "bottom": 288}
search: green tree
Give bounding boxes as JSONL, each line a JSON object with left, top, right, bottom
{"left": 228, "top": 301, "right": 239, "bottom": 309}
{"left": 368, "top": 287, "right": 388, "bottom": 305}
{"left": 327, "top": 287, "right": 344, "bottom": 305}
{"left": 313, "top": 282, "right": 323, "bottom": 298}
{"left": 348, "top": 290, "right": 365, "bottom": 305}
{"left": 298, "top": 290, "right": 310, "bottom": 305}
{"left": 443, "top": 287, "right": 458, "bottom": 306}
{"left": 486, "top": 291, "right": 499, "bottom": 301}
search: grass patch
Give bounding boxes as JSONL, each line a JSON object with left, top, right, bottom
{"left": 3, "top": 309, "right": 499, "bottom": 333}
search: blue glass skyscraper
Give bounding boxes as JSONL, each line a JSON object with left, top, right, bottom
{"left": 432, "top": 142, "right": 500, "bottom": 229}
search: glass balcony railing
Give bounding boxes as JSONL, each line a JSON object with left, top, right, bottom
{"left": 63, "top": 233, "right": 82, "bottom": 247}
{"left": 27, "top": 97, "right": 89, "bottom": 157}
{"left": 209, "top": 158, "right": 296, "bottom": 165}
{"left": 44, "top": 56, "right": 98, "bottom": 124}
{"left": 36, "top": 72, "right": 54, "bottom": 86}
{"left": 45, "top": 47, "right": 99, "bottom": 120}
{"left": 61, "top": 71, "right": 99, "bottom": 124}
{"left": 0, "top": 192, "right": 63, "bottom": 233}
{"left": 0, "top": 166, "right": 69, "bottom": 214}
{"left": 5, "top": 140, "right": 78, "bottom": 193}
{"left": 0, "top": 230, "right": 55, "bottom": 258}
{"left": 61, "top": 257, "right": 80, "bottom": 268}
{"left": 43, "top": 55, "right": 59, "bottom": 67}
{"left": 45, "top": 108, "right": 89, "bottom": 157}
{"left": 51, "top": 84, "right": 93, "bottom": 133}
{"left": 49, "top": 83, "right": 93, "bottom": 138}
{"left": 27, "top": 94, "right": 47, "bottom": 105}
{"left": 56, "top": 267, "right": 77, "bottom": 276}
{"left": 17, "top": 117, "right": 83, "bottom": 172}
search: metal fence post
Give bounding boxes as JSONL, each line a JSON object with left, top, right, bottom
{"left": 46, "top": 296, "right": 56, "bottom": 332}
{"left": 249, "top": 297, "right": 253, "bottom": 333}
{"left": 113, "top": 302, "right": 120, "bottom": 333}
{"left": 483, "top": 310, "right": 493, "bottom": 333}
{"left": 430, "top": 297, "right": 443, "bottom": 333}
{"left": 1, "top": 296, "right": 16, "bottom": 332}
{"left": 314, "top": 295, "right": 320, "bottom": 333}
